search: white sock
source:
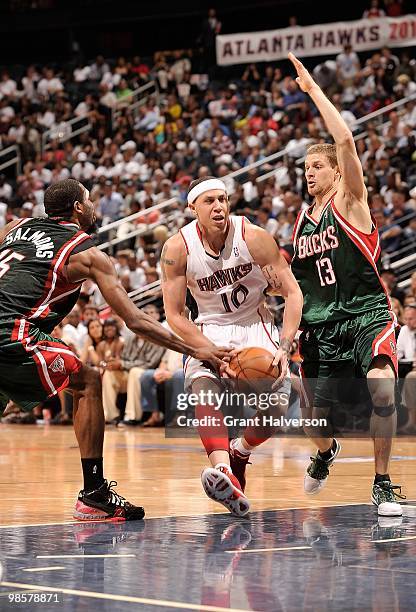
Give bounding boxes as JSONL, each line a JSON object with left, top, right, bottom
{"left": 232, "top": 438, "right": 252, "bottom": 455}
{"left": 215, "top": 462, "right": 231, "bottom": 473}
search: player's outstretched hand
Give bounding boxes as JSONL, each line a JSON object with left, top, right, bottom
{"left": 272, "top": 347, "right": 289, "bottom": 389}
{"left": 288, "top": 52, "right": 316, "bottom": 93}
{"left": 194, "top": 346, "right": 232, "bottom": 374}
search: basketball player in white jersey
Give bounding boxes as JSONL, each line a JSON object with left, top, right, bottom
{"left": 162, "top": 177, "right": 303, "bottom": 516}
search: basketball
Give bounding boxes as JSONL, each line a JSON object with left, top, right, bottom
{"left": 229, "top": 347, "right": 279, "bottom": 392}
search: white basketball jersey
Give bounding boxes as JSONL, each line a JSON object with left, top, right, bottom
{"left": 180, "top": 216, "right": 269, "bottom": 325}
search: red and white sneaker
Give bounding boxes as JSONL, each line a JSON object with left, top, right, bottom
{"left": 229, "top": 439, "right": 251, "bottom": 492}
{"left": 201, "top": 466, "right": 250, "bottom": 517}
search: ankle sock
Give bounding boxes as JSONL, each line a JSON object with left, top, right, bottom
{"left": 81, "top": 458, "right": 104, "bottom": 492}
{"left": 232, "top": 438, "right": 252, "bottom": 455}
{"left": 374, "top": 473, "right": 390, "bottom": 485}
{"left": 318, "top": 439, "right": 337, "bottom": 461}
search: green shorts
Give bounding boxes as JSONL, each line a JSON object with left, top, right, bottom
{"left": 299, "top": 310, "right": 398, "bottom": 408}
{"left": 0, "top": 327, "right": 81, "bottom": 413}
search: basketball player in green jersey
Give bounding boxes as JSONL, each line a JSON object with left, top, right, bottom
{"left": 289, "top": 53, "right": 405, "bottom": 516}
{"left": 0, "top": 178, "right": 229, "bottom": 521}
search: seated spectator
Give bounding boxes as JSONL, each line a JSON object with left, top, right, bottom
{"left": 397, "top": 304, "right": 416, "bottom": 433}
{"left": 140, "top": 346, "right": 184, "bottom": 427}
{"left": 96, "top": 319, "right": 124, "bottom": 364}
{"left": 80, "top": 319, "right": 103, "bottom": 367}
{"left": 362, "top": 0, "right": 385, "bottom": 18}
{"left": 61, "top": 306, "right": 86, "bottom": 354}
{"left": 101, "top": 305, "right": 165, "bottom": 424}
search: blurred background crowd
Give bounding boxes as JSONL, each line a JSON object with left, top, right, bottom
{"left": 0, "top": 0, "right": 415, "bottom": 431}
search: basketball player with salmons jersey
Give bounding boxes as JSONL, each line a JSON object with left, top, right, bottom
{"left": 162, "top": 176, "right": 303, "bottom": 516}
{"left": 288, "top": 52, "right": 405, "bottom": 516}
{"left": 0, "top": 178, "right": 230, "bottom": 522}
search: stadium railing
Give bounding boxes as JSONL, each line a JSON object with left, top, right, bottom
{"left": 96, "top": 92, "right": 416, "bottom": 305}
{"left": 111, "top": 80, "right": 159, "bottom": 131}
{"left": 0, "top": 145, "right": 21, "bottom": 175}
{"left": 97, "top": 197, "right": 181, "bottom": 253}
{"left": 41, "top": 115, "right": 92, "bottom": 153}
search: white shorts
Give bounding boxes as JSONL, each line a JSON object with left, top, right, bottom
{"left": 184, "top": 313, "right": 282, "bottom": 390}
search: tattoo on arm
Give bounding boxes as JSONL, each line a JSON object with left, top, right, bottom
{"left": 160, "top": 244, "right": 176, "bottom": 283}
{"left": 262, "top": 264, "right": 283, "bottom": 291}
{"left": 280, "top": 338, "right": 291, "bottom": 354}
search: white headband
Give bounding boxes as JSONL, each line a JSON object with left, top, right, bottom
{"left": 187, "top": 179, "right": 227, "bottom": 204}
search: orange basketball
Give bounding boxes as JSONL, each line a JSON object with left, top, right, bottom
{"left": 229, "top": 347, "right": 279, "bottom": 392}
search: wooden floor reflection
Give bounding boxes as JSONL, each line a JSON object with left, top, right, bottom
{"left": 0, "top": 424, "right": 415, "bottom": 526}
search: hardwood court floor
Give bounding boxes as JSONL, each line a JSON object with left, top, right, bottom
{"left": 0, "top": 424, "right": 415, "bottom": 526}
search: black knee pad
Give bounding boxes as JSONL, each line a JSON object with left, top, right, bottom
{"left": 373, "top": 404, "right": 395, "bottom": 417}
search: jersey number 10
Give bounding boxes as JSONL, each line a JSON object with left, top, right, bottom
{"left": 316, "top": 257, "right": 336, "bottom": 287}
{"left": 221, "top": 283, "right": 249, "bottom": 312}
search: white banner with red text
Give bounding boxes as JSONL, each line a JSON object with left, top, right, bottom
{"left": 216, "top": 14, "right": 416, "bottom": 66}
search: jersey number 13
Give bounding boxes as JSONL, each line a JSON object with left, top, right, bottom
{"left": 316, "top": 257, "right": 336, "bottom": 287}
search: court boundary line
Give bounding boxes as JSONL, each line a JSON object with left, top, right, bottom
{"left": 225, "top": 545, "right": 312, "bottom": 553}
{"left": 0, "top": 581, "right": 253, "bottom": 612}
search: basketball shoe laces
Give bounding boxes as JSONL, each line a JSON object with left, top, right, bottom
{"left": 106, "top": 481, "right": 127, "bottom": 507}
{"left": 373, "top": 481, "right": 406, "bottom": 503}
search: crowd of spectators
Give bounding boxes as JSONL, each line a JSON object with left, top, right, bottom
{"left": 0, "top": 6, "right": 416, "bottom": 428}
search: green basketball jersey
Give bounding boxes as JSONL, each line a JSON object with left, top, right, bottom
{"left": 291, "top": 195, "right": 390, "bottom": 327}
{"left": 0, "top": 217, "right": 93, "bottom": 344}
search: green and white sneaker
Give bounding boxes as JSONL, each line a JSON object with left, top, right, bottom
{"left": 304, "top": 439, "right": 341, "bottom": 495}
{"left": 371, "top": 481, "right": 405, "bottom": 516}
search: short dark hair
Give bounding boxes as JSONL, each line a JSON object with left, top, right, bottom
{"left": 44, "top": 179, "right": 85, "bottom": 219}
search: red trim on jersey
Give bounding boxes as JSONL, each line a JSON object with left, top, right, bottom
{"left": 257, "top": 309, "right": 279, "bottom": 350}
{"left": 11, "top": 318, "right": 21, "bottom": 341}
{"left": 331, "top": 202, "right": 391, "bottom": 310}
{"left": 291, "top": 209, "right": 304, "bottom": 244}
{"left": 183, "top": 355, "right": 192, "bottom": 374}
{"left": 241, "top": 217, "right": 246, "bottom": 241}
{"left": 331, "top": 201, "right": 379, "bottom": 250}
{"left": 179, "top": 229, "right": 189, "bottom": 254}
{"left": 371, "top": 316, "right": 398, "bottom": 376}
{"left": 27, "top": 232, "right": 90, "bottom": 319}
{"left": 196, "top": 222, "right": 204, "bottom": 246}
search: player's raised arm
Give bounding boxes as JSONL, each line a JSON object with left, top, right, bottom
{"left": 288, "top": 52, "right": 366, "bottom": 204}
{"left": 65, "top": 246, "right": 229, "bottom": 369}
{"left": 245, "top": 223, "right": 303, "bottom": 379}
{"left": 161, "top": 233, "right": 217, "bottom": 350}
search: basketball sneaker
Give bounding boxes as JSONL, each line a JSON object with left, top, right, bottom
{"left": 74, "top": 480, "right": 145, "bottom": 521}
{"left": 304, "top": 439, "right": 341, "bottom": 495}
{"left": 201, "top": 465, "right": 250, "bottom": 517}
{"left": 229, "top": 439, "right": 251, "bottom": 492}
{"left": 371, "top": 480, "right": 405, "bottom": 516}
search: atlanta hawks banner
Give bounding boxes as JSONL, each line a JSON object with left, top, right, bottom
{"left": 216, "top": 14, "right": 416, "bottom": 66}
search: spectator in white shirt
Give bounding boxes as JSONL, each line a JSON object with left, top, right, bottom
{"left": 8, "top": 115, "right": 25, "bottom": 144}
{"left": 0, "top": 175, "right": 12, "bottom": 201}
{"left": 21, "top": 65, "right": 40, "bottom": 101}
{"left": 397, "top": 304, "right": 416, "bottom": 433}
{"left": 37, "top": 69, "right": 64, "bottom": 98}
{"left": 62, "top": 306, "right": 87, "bottom": 354}
{"left": 0, "top": 71, "right": 17, "bottom": 98}
{"left": 336, "top": 44, "right": 361, "bottom": 87}
{"left": 71, "top": 152, "right": 96, "bottom": 183}
{"left": 37, "top": 106, "right": 55, "bottom": 129}
{"left": 89, "top": 55, "right": 110, "bottom": 81}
